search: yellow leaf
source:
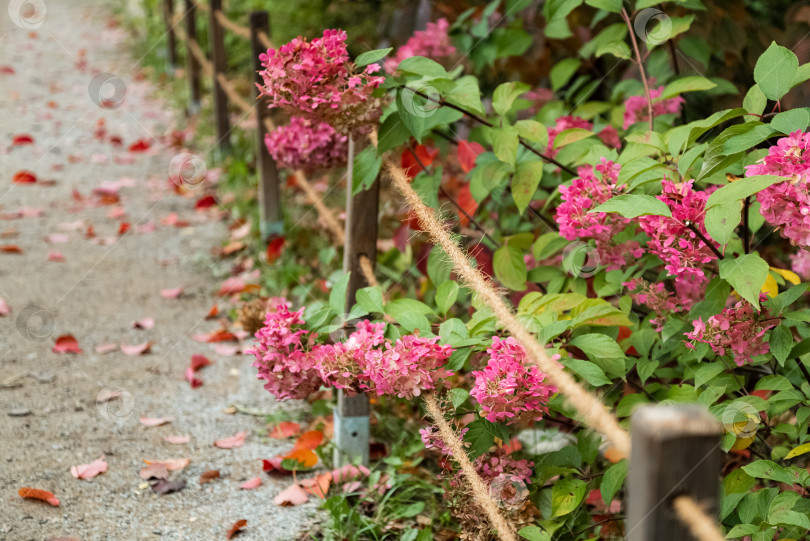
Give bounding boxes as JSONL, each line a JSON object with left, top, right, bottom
{"left": 730, "top": 436, "right": 755, "bottom": 451}
{"left": 761, "top": 273, "right": 778, "bottom": 298}
{"left": 784, "top": 442, "right": 810, "bottom": 460}
{"left": 770, "top": 267, "right": 801, "bottom": 286}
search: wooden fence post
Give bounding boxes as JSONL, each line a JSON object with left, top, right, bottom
{"left": 163, "top": 0, "right": 178, "bottom": 73}
{"left": 250, "top": 11, "right": 283, "bottom": 242}
{"left": 183, "top": 0, "right": 201, "bottom": 115}
{"left": 334, "top": 138, "right": 380, "bottom": 467}
{"left": 627, "top": 404, "right": 723, "bottom": 541}
{"left": 208, "top": 0, "right": 231, "bottom": 152}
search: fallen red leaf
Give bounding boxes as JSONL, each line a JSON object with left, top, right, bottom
{"left": 261, "top": 457, "right": 292, "bottom": 475}
{"left": 127, "top": 138, "right": 151, "bottom": 152}
{"left": 205, "top": 304, "right": 219, "bottom": 319}
{"left": 226, "top": 519, "right": 247, "bottom": 539}
{"left": 118, "top": 222, "right": 131, "bottom": 235}
{"left": 12, "top": 171, "right": 37, "bottom": 184}
{"left": 194, "top": 195, "right": 216, "bottom": 209}
{"left": 214, "top": 431, "right": 246, "bottom": 449}
{"left": 185, "top": 367, "right": 203, "bottom": 389}
{"left": 0, "top": 298, "right": 9, "bottom": 316}
{"left": 18, "top": 487, "right": 59, "bottom": 506}
{"left": 12, "top": 134, "right": 34, "bottom": 146}
{"left": 94, "top": 343, "right": 117, "bottom": 354}
{"left": 190, "top": 354, "right": 213, "bottom": 371}
{"left": 70, "top": 457, "right": 107, "bottom": 480}
{"left": 240, "top": 477, "right": 262, "bottom": 490}
{"left": 53, "top": 334, "right": 82, "bottom": 354}
{"left": 199, "top": 470, "right": 221, "bottom": 485}
{"left": 47, "top": 251, "right": 65, "bottom": 262}
{"left": 266, "top": 236, "right": 285, "bottom": 263}
{"left": 0, "top": 65, "right": 15, "bottom": 74}
{"left": 269, "top": 422, "right": 301, "bottom": 439}
{"left": 282, "top": 448, "right": 318, "bottom": 469}
{"left": 217, "top": 277, "right": 248, "bottom": 296}
{"left": 301, "top": 473, "right": 331, "bottom": 499}
{"left": 139, "top": 463, "right": 169, "bottom": 480}
{"left": 151, "top": 479, "right": 186, "bottom": 495}
{"left": 121, "top": 342, "right": 152, "bottom": 356}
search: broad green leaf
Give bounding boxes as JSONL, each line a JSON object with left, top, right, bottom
{"left": 396, "top": 56, "right": 449, "bottom": 79}
{"left": 446, "top": 76, "right": 486, "bottom": 117}
{"left": 515, "top": 119, "right": 549, "bottom": 146}
{"left": 551, "top": 478, "right": 587, "bottom": 517}
{"left": 356, "top": 286, "right": 384, "bottom": 314}
{"left": 660, "top": 76, "right": 716, "bottom": 100}
{"left": 352, "top": 146, "right": 382, "bottom": 195}
{"left": 721, "top": 123, "right": 776, "bottom": 154}
{"left": 719, "top": 254, "right": 770, "bottom": 310}
{"left": 377, "top": 113, "right": 412, "bottom": 155}
{"left": 355, "top": 47, "right": 393, "bottom": 67}
{"left": 492, "top": 125, "right": 520, "bottom": 164}
{"left": 562, "top": 357, "right": 611, "bottom": 386}
{"left": 464, "top": 420, "right": 495, "bottom": 459}
{"left": 550, "top": 58, "right": 581, "bottom": 91}
{"left": 767, "top": 491, "right": 810, "bottom": 529}
{"left": 518, "top": 525, "right": 551, "bottom": 541}
{"left": 543, "top": 0, "right": 584, "bottom": 40}
{"left": 552, "top": 127, "right": 593, "bottom": 149}
{"left": 704, "top": 202, "right": 741, "bottom": 246}
{"left": 568, "top": 334, "right": 624, "bottom": 360}
{"left": 448, "top": 388, "right": 469, "bottom": 410}
{"left": 706, "top": 175, "right": 784, "bottom": 209}
{"left": 427, "top": 245, "right": 452, "bottom": 285}
{"left": 397, "top": 87, "right": 434, "bottom": 143}
{"left": 754, "top": 42, "right": 799, "bottom": 101}
{"left": 769, "top": 324, "right": 793, "bottom": 365}
{"left": 512, "top": 159, "right": 544, "bottom": 214}
{"left": 329, "top": 272, "right": 351, "bottom": 314}
{"left": 742, "top": 84, "right": 767, "bottom": 120}
{"left": 601, "top": 460, "right": 627, "bottom": 504}
{"left": 742, "top": 460, "right": 797, "bottom": 485}
{"left": 493, "top": 81, "right": 531, "bottom": 116}
{"left": 494, "top": 244, "right": 527, "bottom": 291}
{"left": 436, "top": 280, "right": 460, "bottom": 314}
{"left": 596, "top": 40, "right": 631, "bottom": 60}
{"left": 771, "top": 108, "right": 810, "bottom": 134}
{"left": 585, "top": 0, "right": 621, "bottom": 11}
{"left": 591, "top": 194, "right": 671, "bottom": 218}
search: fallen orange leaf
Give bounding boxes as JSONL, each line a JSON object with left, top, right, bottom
{"left": 301, "top": 473, "right": 331, "bottom": 499}
{"left": 293, "top": 430, "right": 324, "bottom": 451}
{"left": 282, "top": 448, "right": 318, "bottom": 469}
{"left": 18, "top": 487, "right": 59, "bottom": 506}
{"left": 226, "top": 519, "right": 247, "bottom": 539}
{"left": 269, "top": 421, "right": 301, "bottom": 439}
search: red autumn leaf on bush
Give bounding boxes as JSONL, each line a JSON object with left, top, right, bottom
{"left": 468, "top": 244, "right": 494, "bottom": 278}
{"left": 226, "top": 519, "right": 247, "bottom": 539}
{"left": 120, "top": 342, "right": 152, "bottom": 356}
{"left": 266, "top": 236, "right": 285, "bottom": 263}
{"left": 457, "top": 140, "right": 485, "bottom": 173}
{"left": 214, "top": 431, "right": 247, "bottom": 449}
{"left": 18, "top": 487, "right": 59, "bottom": 506}
{"left": 400, "top": 144, "right": 438, "bottom": 179}
{"left": 240, "top": 477, "right": 262, "bottom": 490}
{"left": 194, "top": 195, "right": 216, "bottom": 209}
{"left": 127, "top": 138, "right": 151, "bottom": 152}
{"left": 53, "top": 334, "right": 82, "bottom": 354}
{"left": 70, "top": 457, "right": 107, "bottom": 479}
{"left": 13, "top": 171, "right": 37, "bottom": 184}
{"left": 269, "top": 421, "right": 301, "bottom": 439}
{"left": 456, "top": 183, "right": 478, "bottom": 226}
{"left": 12, "top": 134, "right": 34, "bottom": 146}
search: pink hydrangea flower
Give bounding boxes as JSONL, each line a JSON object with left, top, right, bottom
{"left": 791, "top": 249, "right": 810, "bottom": 280}
{"left": 684, "top": 295, "right": 777, "bottom": 366}
{"left": 420, "top": 425, "right": 469, "bottom": 456}
{"left": 519, "top": 87, "right": 555, "bottom": 118}
{"left": 246, "top": 302, "right": 322, "bottom": 400}
{"left": 264, "top": 117, "right": 348, "bottom": 172}
{"left": 364, "top": 335, "right": 454, "bottom": 398}
{"left": 745, "top": 131, "right": 810, "bottom": 248}
{"left": 624, "top": 278, "right": 683, "bottom": 331}
{"left": 312, "top": 320, "right": 386, "bottom": 392}
{"left": 555, "top": 158, "right": 643, "bottom": 270}
{"left": 258, "top": 29, "right": 384, "bottom": 135}
{"left": 547, "top": 116, "right": 622, "bottom": 158}
{"left": 638, "top": 180, "right": 719, "bottom": 308}
{"left": 385, "top": 18, "right": 455, "bottom": 72}
{"left": 470, "top": 337, "right": 556, "bottom": 424}
{"left": 623, "top": 86, "right": 685, "bottom": 129}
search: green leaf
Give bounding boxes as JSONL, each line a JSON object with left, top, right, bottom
{"left": 767, "top": 492, "right": 810, "bottom": 529}
{"left": 515, "top": 119, "right": 549, "bottom": 146}
{"left": 397, "top": 87, "right": 433, "bottom": 143}
{"left": 769, "top": 324, "right": 793, "bottom": 365}
{"left": 551, "top": 478, "right": 587, "bottom": 518}
{"left": 765, "top": 283, "right": 810, "bottom": 314}
{"left": 596, "top": 39, "right": 631, "bottom": 60}
{"left": 550, "top": 58, "right": 581, "bottom": 91}
{"left": 568, "top": 333, "right": 624, "bottom": 360}
{"left": 742, "top": 85, "right": 767, "bottom": 119}
{"left": 591, "top": 194, "right": 672, "bottom": 218}
{"left": 412, "top": 168, "right": 442, "bottom": 210}
{"left": 552, "top": 128, "right": 593, "bottom": 149}
{"left": 518, "top": 526, "right": 551, "bottom": 541}
{"left": 543, "top": 0, "right": 584, "bottom": 40}
{"left": 445, "top": 76, "right": 485, "bottom": 117}
{"left": 601, "top": 460, "right": 628, "bottom": 504}
{"left": 396, "top": 56, "right": 449, "bottom": 79}
{"left": 427, "top": 245, "right": 452, "bottom": 285}
{"left": 741, "top": 460, "right": 797, "bottom": 485}
{"left": 771, "top": 108, "right": 810, "bottom": 134}
{"left": 449, "top": 388, "right": 469, "bottom": 410}
{"left": 492, "top": 125, "right": 520, "bottom": 164}
{"left": 352, "top": 146, "right": 382, "bottom": 195}
{"left": 706, "top": 175, "right": 784, "bottom": 209}
{"left": 355, "top": 47, "right": 393, "bottom": 67}
{"left": 494, "top": 244, "right": 527, "bottom": 291}
{"left": 329, "top": 272, "right": 351, "bottom": 314}
{"left": 512, "top": 159, "right": 544, "bottom": 214}
{"left": 721, "top": 123, "right": 776, "bottom": 154}
{"left": 356, "top": 286, "right": 384, "bottom": 314}
{"left": 377, "top": 113, "right": 412, "bottom": 155}
{"left": 754, "top": 42, "right": 799, "bottom": 101}
{"left": 493, "top": 81, "right": 531, "bottom": 116}
{"left": 436, "top": 280, "right": 460, "bottom": 315}
{"left": 704, "top": 202, "right": 741, "bottom": 246}
{"left": 562, "top": 357, "right": 611, "bottom": 386}
{"left": 718, "top": 253, "right": 770, "bottom": 310}
{"left": 660, "top": 76, "right": 716, "bottom": 100}
{"left": 464, "top": 420, "right": 495, "bottom": 459}
{"left": 585, "top": 0, "right": 621, "bottom": 11}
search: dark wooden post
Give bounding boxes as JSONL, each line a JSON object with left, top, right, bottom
{"left": 334, "top": 138, "right": 380, "bottom": 467}
{"left": 250, "top": 11, "right": 283, "bottom": 242}
{"left": 208, "top": 0, "right": 230, "bottom": 152}
{"left": 163, "top": 0, "right": 178, "bottom": 73}
{"left": 183, "top": 0, "right": 201, "bottom": 115}
{"left": 627, "top": 404, "right": 723, "bottom": 541}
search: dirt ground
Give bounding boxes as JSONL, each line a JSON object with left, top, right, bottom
{"left": 0, "top": 2, "right": 319, "bottom": 539}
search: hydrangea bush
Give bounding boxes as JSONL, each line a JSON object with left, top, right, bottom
{"left": 245, "top": 2, "right": 810, "bottom": 539}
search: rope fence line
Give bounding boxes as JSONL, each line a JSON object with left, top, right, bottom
{"left": 214, "top": 10, "right": 251, "bottom": 39}
{"left": 257, "top": 30, "right": 272, "bottom": 50}
{"left": 215, "top": 72, "right": 254, "bottom": 115}
{"left": 172, "top": 14, "right": 213, "bottom": 76}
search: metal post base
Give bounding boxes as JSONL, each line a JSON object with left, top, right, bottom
{"left": 333, "top": 409, "right": 370, "bottom": 467}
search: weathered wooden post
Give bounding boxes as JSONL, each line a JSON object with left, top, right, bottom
{"left": 627, "top": 404, "right": 723, "bottom": 541}
{"left": 334, "top": 137, "right": 380, "bottom": 467}
{"left": 208, "top": 0, "right": 230, "bottom": 152}
{"left": 250, "top": 11, "right": 283, "bottom": 242}
{"left": 183, "top": 0, "right": 201, "bottom": 115}
{"left": 163, "top": 0, "right": 178, "bottom": 73}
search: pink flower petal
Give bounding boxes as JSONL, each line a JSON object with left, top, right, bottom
{"left": 214, "top": 431, "right": 247, "bottom": 449}
{"left": 94, "top": 343, "right": 118, "bottom": 354}
{"left": 164, "top": 435, "right": 190, "bottom": 445}
{"left": 132, "top": 317, "right": 155, "bottom": 329}
{"left": 0, "top": 298, "right": 9, "bottom": 316}
{"left": 70, "top": 457, "right": 107, "bottom": 480}
{"left": 240, "top": 477, "right": 262, "bottom": 490}
{"left": 120, "top": 342, "right": 152, "bottom": 356}
{"left": 47, "top": 251, "right": 65, "bottom": 262}
{"left": 139, "top": 417, "right": 172, "bottom": 427}
{"left": 274, "top": 482, "right": 309, "bottom": 506}
{"left": 160, "top": 287, "right": 183, "bottom": 299}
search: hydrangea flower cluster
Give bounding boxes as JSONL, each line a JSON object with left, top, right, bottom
{"left": 745, "top": 131, "right": 810, "bottom": 248}
{"left": 247, "top": 302, "right": 455, "bottom": 400}
{"left": 555, "top": 158, "right": 644, "bottom": 270}
{"left": 384, "top": 18, "right": 455, "bottom": 72}
{"left": 470, "top": 337, "right": 556, "bottom": 424}
{"left": 546, "top": 116, "right": 622, "bottom": 158}
{"left": 791, "top": 249, "right": 810, "bottom": 280}
{"left": 420, "top": 425, "right": 469, "bottom": 456}
{"left": 623, "top": 86, "right": 685, "bottom": 129}
{"left": 624, "top": 278, "right": 683, "bottom": 331}
{"left": 638, "top": 180, "right": 719, "bottom": 307}
{"left": 264, "top": 117, "right": 348, "bottom": 172}
{"left": 257, "top": 29, "right": 385, "bottom": 135}
{"left": 684, "top": 295, "right": 776, "bottom": 366}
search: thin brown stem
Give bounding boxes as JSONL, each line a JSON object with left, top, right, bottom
{"left": 742, "top": 196, "right": 751, "bottom": 254}
{"left": 796, "top": 358, "right": 810, "bottom": 388}
{"left": 685, "top": 222, "right": 724, "bottom": 260}
{"left": 621, "top": 7, "right": 655, "bottom": 131}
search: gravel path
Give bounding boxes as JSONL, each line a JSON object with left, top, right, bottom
{"left": 0, "top": 2, "right": 317, "bottom": 539}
